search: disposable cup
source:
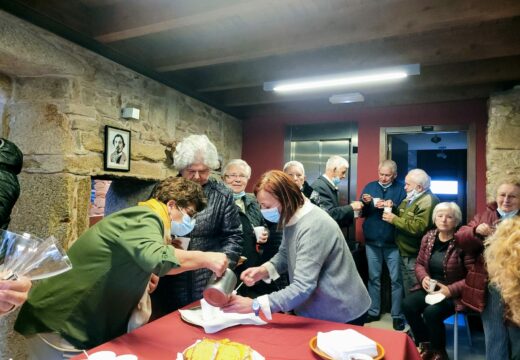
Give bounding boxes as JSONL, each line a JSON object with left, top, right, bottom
{"left": 253, "top": 226, "right": 267, "bottom": 243}
{"left": 428, "top": 279, "right": 438, "bottom": 293}
{"left": 384, "top": 206, "right": 392, "bottom": 213}
{"left": 353, "top": 210, "right": 360, "bottom": 218}
{"left": 372, "top": 197, "right": 381, "bottom": 206}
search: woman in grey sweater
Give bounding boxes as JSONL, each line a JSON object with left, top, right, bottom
{"left": 223, "top": 170, "right": 370, "bottom": 324}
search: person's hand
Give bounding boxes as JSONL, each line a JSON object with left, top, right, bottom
{"left": 374, "top": 199, "right": 385, "bottom": 209}
{"left": 0, "top": 276, "right": 32, "bottom": 314}
{"left": 382, "top": 211, "right": 396, "bottom": 223}
{"left": 221, "top": 294, "right": 254, "bottom": 314}
{"left": 148, "top": 274, "right": 159, "bottom": 294}
{"left": 350, "top": 201, "right": 363, "bottom": 211}
{"left": 204, "top": 252, "right": 228, "bottom": 277}
{"left": 421, "top": 276, "right": 431, "bottom": 292}
{"left": 361, "top": 194, "right": 372, "bottom": 203}
{"left": 240, "top": 266, "right": 268, "bottom": 286}
{"left": 476, "top": 223, "right": 493, "bottom": 237}
{"left": 436, "top": 283, "right": 452, "bottom": 298}
{"left": 170, "top": 238, "right": 183, "bottom": 249}
{"left": 257, "top": 229, "right": 268, "bottom": 244}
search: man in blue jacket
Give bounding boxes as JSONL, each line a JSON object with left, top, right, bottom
{"left": 360, "top": 160, "right": 407, "bottom": 330}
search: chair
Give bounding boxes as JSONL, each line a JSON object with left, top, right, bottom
{"left": 444, "top": 312, "right": 472, "bottom": 360}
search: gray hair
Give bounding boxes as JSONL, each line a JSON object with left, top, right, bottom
{"left": 173, "top": 134, "right": 220, "bottom": 171}
{"left": 222, "top": 159, "right": 251, "bottom": 179}
{"left": 379, "top": 159, "right": 397, "bottom": 174}
{"left": 432, "top": 202, "right": 462, "bottom": 226}
{"left": 325, "top": 155, "right": 349, "bottom": 172}
{"left": 407, "top": 168, "right": 431, "bottom": 190}
{"left": 283, "top": 160, "right": 305, "bottom": 175}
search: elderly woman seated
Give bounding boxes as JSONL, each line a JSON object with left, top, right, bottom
{"left": 402, "top": 202, "right": 474, "bottom": 360}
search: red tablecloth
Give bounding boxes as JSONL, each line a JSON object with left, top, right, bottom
{"left": 73, "top": 310, "right": 420, "bottom": 360}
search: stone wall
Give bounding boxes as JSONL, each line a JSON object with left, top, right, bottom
{"left": 486, "top": 87, "right": 520, "bottom": 199}
{"left": 0, "top": 10, "right": 241, "bottom": 359}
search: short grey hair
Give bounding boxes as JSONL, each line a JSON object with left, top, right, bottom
{"left": 222, "top": 159, "right": 251, "bottom": 179}
{"left": 173, "top": 134, "right": 220, "bottom": 171}
{"left": 379, "top": 159, "right": 397, "bottom": 174}
{"left": 283, "top": 160, "right": 305, "bottom": 175}
{"left": 432, "top": 202, "right": 462, "bottom": 226}
{"left": 325, "top": 155, "right": 349, "bottom": 172}
{"left": 407, "top": 168, "right": 431, "bottom": 190}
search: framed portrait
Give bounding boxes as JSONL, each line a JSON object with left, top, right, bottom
{"left": 104, "top": 126, "right": 131, "bottom": 171}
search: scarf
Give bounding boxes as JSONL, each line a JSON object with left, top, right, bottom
{"left": 138, "top": 198, "right": 171, "bottom": 240}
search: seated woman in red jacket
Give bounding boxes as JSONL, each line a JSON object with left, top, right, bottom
{"left": 402, "top": 202, "right": 475, "bottom": 360}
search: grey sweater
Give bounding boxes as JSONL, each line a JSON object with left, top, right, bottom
{"left": 268, "top": 202, "right": 371, "bottom": 322}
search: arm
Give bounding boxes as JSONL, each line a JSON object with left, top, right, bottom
{"left": 455, "top": 213, "right": 487, "bottom": 254}
{"left": 415, "top": 234, "right": 430, "bottom": 287}
{"left": 165, "top": 250, "right": 227, "bottom": 276}
{"left": 0, "top": 277, "right": 31, "bottom": 315}
{"left": 446, "top": 251, "right": 476, "bottom": 299}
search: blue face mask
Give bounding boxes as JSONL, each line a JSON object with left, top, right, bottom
{"left": 497, "top": 208, "right": 518, "bottom": 220}
{"left": 332, "top": 177, "right": 341, "bottom": 186}
{"left": 261, "top": 207, "right": 281, "bottom": 223}
{"left": 233, "top": 191, "right": 246, "bottom": 200}
{"left": 171, "top": 210, "right": 196, "bottom": 236}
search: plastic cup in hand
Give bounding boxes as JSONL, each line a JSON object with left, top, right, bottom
{"left": 353, "top": 210, "right": 360, "bottom": 218}
{"left": 372, "top": 198, "right": 381, "bottom": 206}
{"left": 428, "top": 279, "right": 438, "bottom": 293}
{"left": 22, "top": 236, "right": 72, "bottom": 280}
{"left": 384, "top": 206, "right": 392, "bottom": 213}
{"left": 253, "top": 226, "right": 268, "bottom": 243}
{"left": 176, "top": 237, "right": 191, "bottom": 250}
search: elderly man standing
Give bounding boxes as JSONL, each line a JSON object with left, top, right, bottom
{"left": 151, "top": 135, "right": 242, "bottom": 316}
{"left": 382, "top": 168, "right": 439, "bottom": 296}
{"left": 360, "top": 160, "right": 407, "bottom": 329}
{"left": 311, "top": 155, "right": 363, "bottom": 227}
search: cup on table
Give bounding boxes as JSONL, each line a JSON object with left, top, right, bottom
{"left": 176, "top": 237, "right": 191, "bottom": 250}
{"left": 428, "top": 279, "right": 438, "bottom": 293}
{"left": 253, "top": 226, "right": 268, "bottom": 243}
{"left": 372, "top": 197, "right": 381, "bottom": 207}
{"left": 384, "top": 206, "right": 392, "bottom": 214}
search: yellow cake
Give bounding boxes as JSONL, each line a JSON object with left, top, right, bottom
{"left": 183, "top": 338, "right": 253, "bottom": 360}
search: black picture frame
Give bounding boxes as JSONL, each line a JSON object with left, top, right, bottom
{"left": 104, "top": 125, "right": 131, "bottom": 171}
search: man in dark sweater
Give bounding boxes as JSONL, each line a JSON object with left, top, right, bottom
{"left": 311, "top": 155, "right": 363, "bottom": 227}
{"left": 359, "top": 160, "right": 407, "bottom": 330}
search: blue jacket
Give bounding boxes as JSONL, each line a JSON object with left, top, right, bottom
{"left": 360, "top": 181, "right": 406, "bottom": 247}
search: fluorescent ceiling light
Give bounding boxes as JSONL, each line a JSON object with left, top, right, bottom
{"left": 264, "top": 64, "right": 420, "bottom": 93}
{"left": 329, "top": 92, "right": 364, "bottom": 104}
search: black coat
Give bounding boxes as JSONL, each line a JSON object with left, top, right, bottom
{"left": 311, "top": 175, "right": 354, "bottom": 227}
{"left": 0, "top": 138, "right": 23, "bottom": 230}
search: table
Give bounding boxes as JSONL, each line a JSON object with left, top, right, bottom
{"left": 73, "top": 309, "right": 420, "bottom": 360}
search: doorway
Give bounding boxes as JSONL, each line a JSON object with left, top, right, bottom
{"left": 380, "top": 125, "right": 476, "bottom": 222}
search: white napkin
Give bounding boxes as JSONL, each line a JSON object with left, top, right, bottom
{"left": 317, "top": 329, "right": 378, "bottom": 360}
{"left": 178, "top": 299, "right": 267, "bottom": 334}
{"left": 425, "top": 292, "right": 446, "bottom": 305}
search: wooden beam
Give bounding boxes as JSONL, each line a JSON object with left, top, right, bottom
{"left": 182, "top": 19, "right": 520, "bottom": 92}
{"left": 152, "top": 0, "right": 520, "bottom": 71}
{"left": 214, "top": 56, "right": 520, "bottom": 107}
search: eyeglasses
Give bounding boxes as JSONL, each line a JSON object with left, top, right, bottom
{"left": 185, "top": 168, "right": 210, "bottom": 176}
{"left": 177, "top": 205, "right": 196, "bottom": 218}
{"left": 224, "top": 174, "right": 248, "bottom": 180}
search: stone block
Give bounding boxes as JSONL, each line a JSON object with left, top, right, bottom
{"left": 15, "top": 76, "right": 72, "bottom": 101}
{"left": 63, "top": 103, "right": 97, "bottom": 118}
{"left": 70, "top": 115, "right": 99, "bottom": 132}
{"left": 132, "top": 142, "right": 167, "bottom": 162}
{"left": 95, "top": 89, "right": 121, "bottom": 119}
{"left": 64, "top": 153, "right": 104, "bottom": 175}
{"left": 127, "top": 160, "right": 165, "bottom": 180}
{"left": 81, "top": 131, "right": 104, "bottom": 153}
{"left": 487, "top": 117, "right": 520, "bottom": 150}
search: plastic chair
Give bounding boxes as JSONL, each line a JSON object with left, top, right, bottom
{"left": 444, "top": 312, "right": 472, "bottom": 360}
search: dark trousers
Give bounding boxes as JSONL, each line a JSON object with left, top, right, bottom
{"left": 402, "top": 289, "right": 455, "bottom": 351}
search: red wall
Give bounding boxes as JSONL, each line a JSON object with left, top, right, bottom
{"left": 242, "top": 99, "right": 488, "bottom": 217}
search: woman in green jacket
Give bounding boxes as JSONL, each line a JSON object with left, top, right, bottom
{"left": 15, "top": 176, "right": 228, "bottom": 358}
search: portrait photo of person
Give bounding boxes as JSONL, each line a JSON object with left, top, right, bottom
{"left": 104, "top": 126, "right": 131, "bottom": 171}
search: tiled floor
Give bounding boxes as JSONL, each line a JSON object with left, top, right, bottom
{"left": 364, "top": 313, "right": 486, "bottom": 360}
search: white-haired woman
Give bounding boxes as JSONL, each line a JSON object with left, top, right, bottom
{"left": 402, "top": 202, "right": 475, "bottom": 360}
{"left": 283, "top": 160, "right": 317, "bottom": 200}
{"left": 151, "top": 135, "right": 242, "bottom": 316}
{"left": 222, "top": 159, "right": 281, "bottom": 296}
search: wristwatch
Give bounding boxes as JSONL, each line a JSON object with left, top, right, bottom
{"left": 252, "top": 298, "right": 260, "bottom": 316}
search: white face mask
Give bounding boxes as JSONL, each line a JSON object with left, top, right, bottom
{"left": 261, "top": 207, "right": 281, "bottom": 223}
{"left": 497, "top": 208, "right": 519, "bottom": 220}
{"left": 406, "top": 188, "right": 417, "bottom": 200}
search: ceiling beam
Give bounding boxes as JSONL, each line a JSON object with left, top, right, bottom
{"left": 152, "top": 0, "right": 520, "bottom": 71}
{"left": 181, "top": 19, "right": 520, "bottom": 93}
{"left": 215, "top": 56, "right": 520, "bottom": 107}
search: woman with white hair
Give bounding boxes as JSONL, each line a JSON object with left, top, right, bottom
{"left": 151, "top": 135, "right": 242, "bottom": 316}
{"left": 283, "top": 160, "right": 316, "bottom": 200}
{"left": 402, "top": 202, "right": 474, "bottom": 360}
{"left": 222, "top": 159, "right": 281, "bottom": 296}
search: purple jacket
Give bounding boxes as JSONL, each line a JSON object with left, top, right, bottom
{"left": 413, "top": 229, "right": 475, "bottom": 311}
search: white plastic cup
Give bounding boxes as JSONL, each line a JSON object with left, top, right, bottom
{"left": 428, "top": 279, "right": 438, "bottom": 293}
{"left": 253, "top": 226, "right": 267, "bottom": 243}
{"left": 372, "top": 197, "right": 381, "bottom": 206}
{"left": 176, "top": 237, "right": 191, "bottom": 250}
{"left": 384, "top": 206, "right": 392, "bottom": 213}
{"left": 353, "top": 210, "right": 360, "bottom": 218}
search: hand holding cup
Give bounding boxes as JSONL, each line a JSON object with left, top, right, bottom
{"left": 253, "top": 226, "right": 269, "bottom": 244}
